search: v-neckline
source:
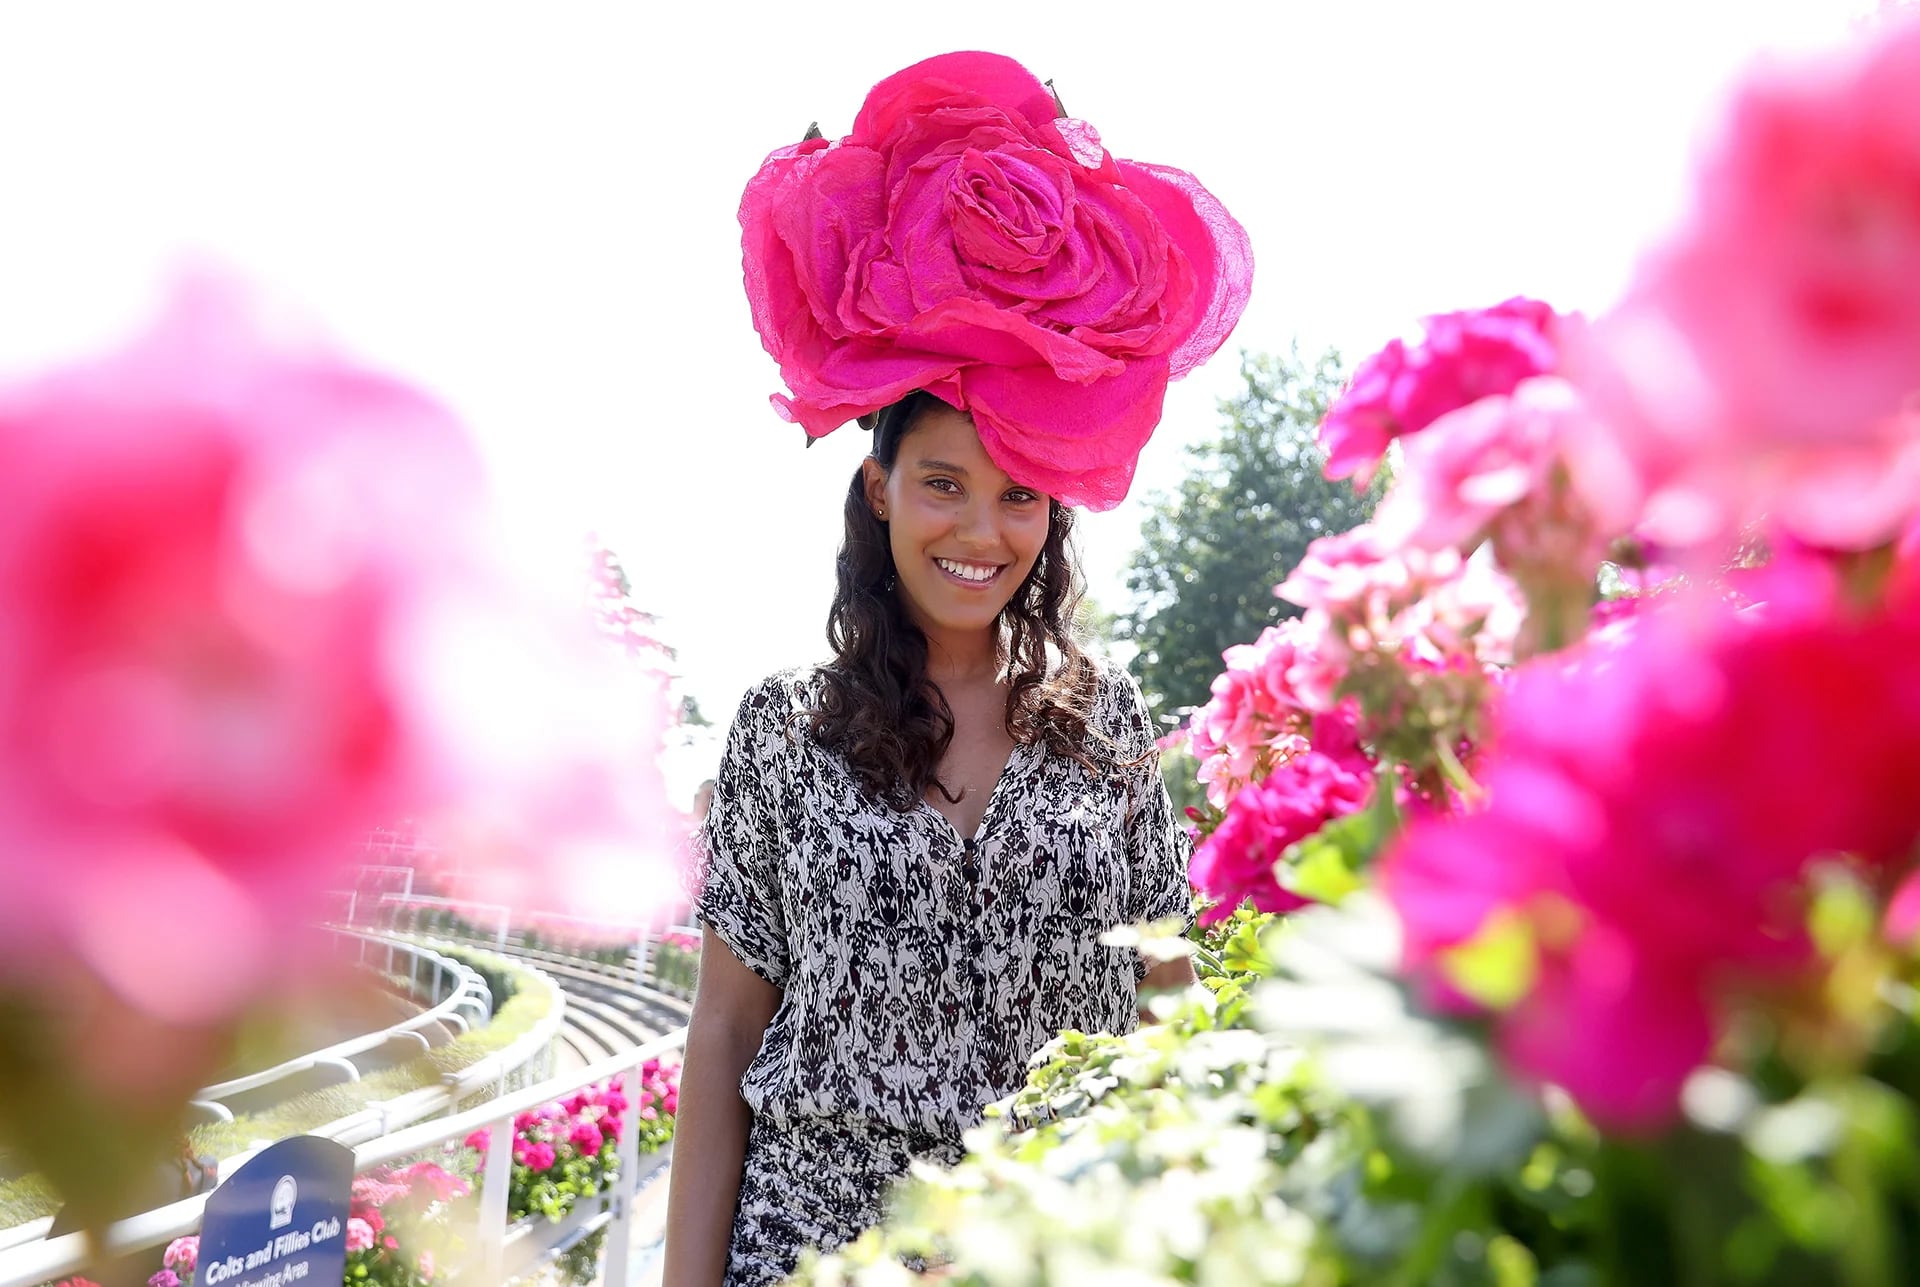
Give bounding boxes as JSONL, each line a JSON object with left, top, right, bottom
{"left": 920, "top": 741, "right": 1033, "bottom": 847}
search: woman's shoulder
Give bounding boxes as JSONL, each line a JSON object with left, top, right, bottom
{"left": 1080, "top": 654, "right": 1158, "bottom": 754}
{"left": 730, "top": 665, "right": 826, "bottom": 731}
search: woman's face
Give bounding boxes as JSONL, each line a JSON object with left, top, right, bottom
{"left": 862, "top": 404, "right": 1053, "bottom": 641}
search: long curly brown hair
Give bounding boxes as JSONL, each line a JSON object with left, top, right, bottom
{"left": 808, "top": 392, "right": 1103, "bottom": 810}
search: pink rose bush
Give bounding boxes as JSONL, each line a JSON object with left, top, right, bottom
{"left": 740, "top": 51, "right": 1252, "bottom": 509}
{"left": 1181, "top": 0, "right": 1920, "bottom": 1169}
{"left": 1383, "top": 563, "right": 1920, "bottom": 1128}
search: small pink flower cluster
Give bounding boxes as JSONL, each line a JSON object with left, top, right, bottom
{"left": 1383, "top": 560, "right": 1920, "bottom": 1129}
{"left": 661, "top": 929, "right": 701, "bottom": 952}
{"left": 341, "top": 1162, "right": 468, "bottom": 1284}
{"left": 1187, "top": 621, "right": 1320, "bottom": 811}
{"left": 1181, "top": 527, "right": 1531, "bottom": 921}
{"left": 467, "top": 1061, "right": 680, "bottom": 1175}
{"left": 1274, "top": 526, "right": 1522, "bottom": 774}
{"left": 1190, "top": 710, "right": 1373, "bottom": 925}
{"left": 145, "top": 1235, "right": 199, "bottom": 1287}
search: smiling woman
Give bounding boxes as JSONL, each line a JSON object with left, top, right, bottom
{"left": 662, "top": 49, "right": 1251, "bottom": 1287}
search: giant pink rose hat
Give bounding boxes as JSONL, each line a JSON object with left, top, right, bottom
{"left": 739, "top": 51, "right": 1254, "bottom": 510}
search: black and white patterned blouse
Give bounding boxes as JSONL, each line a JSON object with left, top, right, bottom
{"left": 694, "top": 660, "right": 1192, "bottom": 1285}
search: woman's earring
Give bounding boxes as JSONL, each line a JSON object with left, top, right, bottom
{"left": 876, "top": 508, "right": 887, "bottom": 521}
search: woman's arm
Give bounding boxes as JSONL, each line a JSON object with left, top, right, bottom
{"left": 661, "top": 931, "right": 782, "bottom": 1287}
{"left": 1138, "top": 954, "right": 1197, "bottom": 1024}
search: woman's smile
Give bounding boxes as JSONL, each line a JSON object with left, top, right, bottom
{"left": 932, "top": 556, "right": 1006, "bottom": 587}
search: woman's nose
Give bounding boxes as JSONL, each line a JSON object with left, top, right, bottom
{"left": 953, "top": 497, "right": 1002, "bottom": 550}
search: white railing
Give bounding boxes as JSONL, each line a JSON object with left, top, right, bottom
{"left": 0, "top": 1029, "right": 686, "bottom": 1287}
{"left": 0, "top": 934, "right": 578, "bottom": 1277}
{"left": 195, "top": 932, "right": 491, "bottom": 1108}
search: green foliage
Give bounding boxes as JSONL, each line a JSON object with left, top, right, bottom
{"left": 651, "top": 942, "right": 700, "bottom": 1000}
{"left": 555, "top": 1226, "right": 609, "bottom": 1286}
{"left": 439, "top": 944, "right": 520, "bottom": 1017}
{"left": 1121, "top": 347, "right": 1382, "bottom": 718}
{"left": 508, "top": 1140, "right": 619, "bottom": 1223}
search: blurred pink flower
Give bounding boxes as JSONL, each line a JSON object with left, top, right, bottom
{"left": 146, "top": 1272, "right": 180, "bottom": 1287}
{"left": 570, "top": 1119, "right": 606, "bottom": 1156}
{"left": 0, "top": 278, "right": 693, "bottom": 1203}
{"left": 162, "top": 1237, "right": 199, "bottom": 1274}
{"left": 463, "top": 1128, "right": 491, "bottom": 1154}
{"left": 344, "top": 1218, "right": 376, "bottom": 1254}
{"left": 1375, "top": 376, "right": 1644, "bottom": 582}
{"left": 1382, "top": 563, "right": 1920, "bottom": 1129}
{"left": 1583, "top": 18, "right": 1920, "bottom": 552}
{"left": 1320, "top": 298, "right": 1562, "bottom": 487}
{"left": 417, "top": 1250, "right": 436, "bottom": 1281}
{"left": 1190, "top": 729, "right": 1373, "bottom": 924}
{"left": 520, "top": 1140, "right": 557, "bottom": 1172}
{"left": 1279, "top": 526, "right": 1524, "bottom": 681}
{"left": 0, "top": 281, "right": 484, "bottom": 1029}
{"left": 389, "top": 1160, "right": 469, "bottom": 1202}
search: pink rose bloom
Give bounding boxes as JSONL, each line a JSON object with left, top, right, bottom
{"left": 520, "top": 1140, "right": 557, "bottom": 1172}
{"left": 147, "top": 1272, "right": 180, "bottom": 1287}
{"left": 1190, "top": 732, "right": 1373, "bottom": 924}
{"left": 344, "top": 1218, "right": 376, "bottom": 1254}
{"left": 463, "top": 1127, "right": 491, "bottom": 1154}
{"left": 1383, "top": 565, "right": 1920, "bottom": 1130}
{"left": 570, "top": 1119, "right": 606, "bottom": 1156}
{"left": 1584, "top": 19, "right": 1920, "bottom": 552}
{"left": 1320, "top": 298, "right": 1561, "bottom": 487}
{"left": 739, "top": 51, "right": 1253, "bottom": 510}
{"left": 163, "top": 1236, "right": 199, "bottom": 1274}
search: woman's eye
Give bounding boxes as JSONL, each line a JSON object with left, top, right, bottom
{"left": 1006, "top": 490, "right": 1038, "bottom": 504}
{"left": 928, "top": 478, "right": 960, "bottom": 494}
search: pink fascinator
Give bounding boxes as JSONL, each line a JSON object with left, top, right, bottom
{"left": 739, "top": 51, "right": 1253, "bottom": 510}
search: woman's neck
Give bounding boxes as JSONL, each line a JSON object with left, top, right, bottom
{"left": 920, "top": 622, "right": 1003, "bottom": 686}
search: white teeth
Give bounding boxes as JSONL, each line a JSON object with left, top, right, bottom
{"left": 937, "top": 557, "right": 997, "bottom": 583}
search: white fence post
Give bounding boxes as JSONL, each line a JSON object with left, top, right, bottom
{"left": 601, "top": 1051, "right": 645, "bottom": 1286}
{"left": 477, "top": 1115, "right": 513, "bottom": 1282}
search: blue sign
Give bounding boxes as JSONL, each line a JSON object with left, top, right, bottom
{"left": 195, "top": 1136, "right": 352, "bottom": 1287}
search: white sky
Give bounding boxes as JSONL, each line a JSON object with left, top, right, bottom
{"left": 0, "top": 1, "right": 1875, "bottom": 774}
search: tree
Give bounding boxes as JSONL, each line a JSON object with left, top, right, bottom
{"left": 1122, "top": 347, "right": 1381, "bottom": 721}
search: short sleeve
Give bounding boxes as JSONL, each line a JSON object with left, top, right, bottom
{"left": 692, "top": 677, "right": 794, "bottom": 989}
{"left": 1105, "top": 665, "right": 1197, "bottom": 941}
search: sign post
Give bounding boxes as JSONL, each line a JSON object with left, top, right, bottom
{"left": 194, "top": 1136, "right": 352, "bottom": 1287}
